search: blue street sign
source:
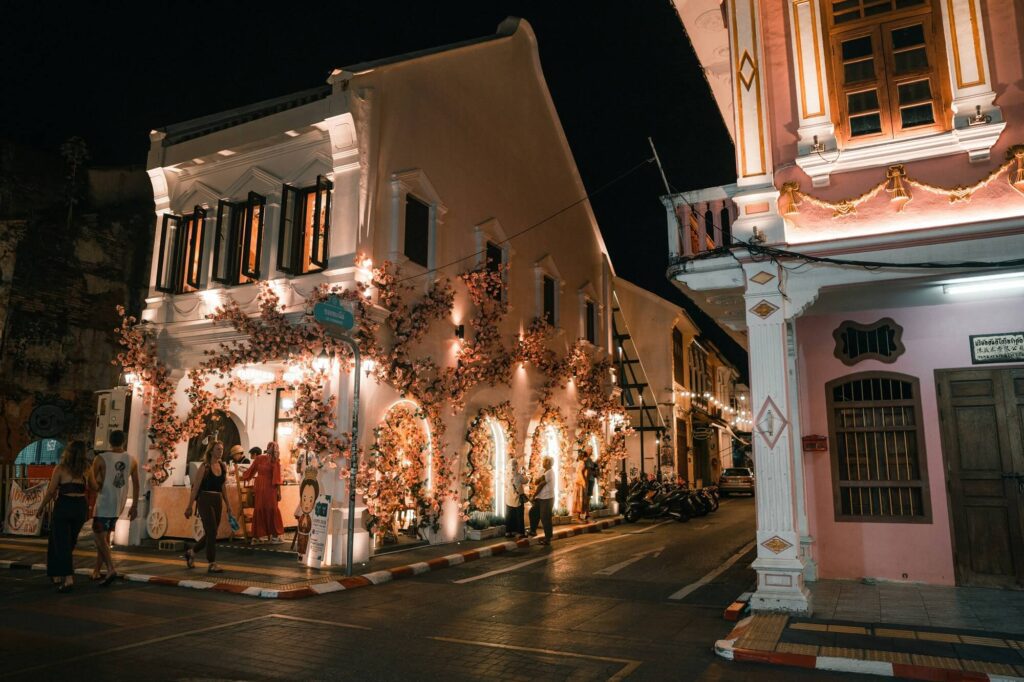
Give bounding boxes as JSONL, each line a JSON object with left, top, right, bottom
{"left": 313, "top": 297, "right": 354, "bottom": 331}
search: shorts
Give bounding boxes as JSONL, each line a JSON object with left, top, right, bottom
{"left": 92, "top": 516, "right": 118, "bottom": 533}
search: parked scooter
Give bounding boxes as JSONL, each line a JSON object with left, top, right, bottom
{"left": 623, "top": 481, "right": 688, "bottom": 523}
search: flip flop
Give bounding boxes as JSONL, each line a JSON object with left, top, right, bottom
{"left": 185, "top": 549, "right": 195, "bottom": 569}
{"left": 99, "top": 572, "right": 120, "bottom": 587}
{"left": 207, "top": 565, "right": 224, "bottom": 574}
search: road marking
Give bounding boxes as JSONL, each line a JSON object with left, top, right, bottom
{"left": 453, "top": 522, "right": 672, "bottom": 584}
{"left": 594, "top": 547, "right": 664, "bottom": 576}
{"left": 626, "top": 520, "right": 674, "bottom": 534}
{"left": 1, "top": 614, "right": 370, "bottom": 677}
{"left": 667, "top": 539, "right": 756, "bottom": 601}
{"left": 430, "top": 636, "right": 642, "bottom": 681}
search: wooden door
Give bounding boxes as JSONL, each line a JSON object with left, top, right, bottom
{"left": 936, "top": 367, "right": 1024, "bottom": 588}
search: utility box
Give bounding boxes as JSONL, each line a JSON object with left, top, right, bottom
{"left": 94, "top": 387, "right": 132, "bottom": 450}
{"left": 802, "top": 434, "right": 828, "bottom": 452}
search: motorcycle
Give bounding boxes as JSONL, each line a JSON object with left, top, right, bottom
{"left": 623, "top": 481, "right": 688, "bottom": 523}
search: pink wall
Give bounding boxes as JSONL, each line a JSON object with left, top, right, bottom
{"left": 760, "top": 0, "right": 1024, "bottom": 210}
{"left": 796, "top": 296, "right": 1024, "bottom": 585}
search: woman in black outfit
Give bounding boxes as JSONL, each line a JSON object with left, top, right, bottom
{"left": 36, "top": 440, "right": 90, "bottom": 592}
{"left": 185, "top": 442, "right": 232, "bottom": 573}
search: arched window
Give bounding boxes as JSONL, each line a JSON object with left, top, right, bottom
{"left": 825, "top": 372, "right": 931, "bottom": 522}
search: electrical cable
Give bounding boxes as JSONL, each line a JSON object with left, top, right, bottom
{"left": 395, "top": 156, "right": 656, "bottom": 283}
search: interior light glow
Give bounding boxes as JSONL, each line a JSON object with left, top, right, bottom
{"left": 943, "top": 272, "right": 1024, "bottom": 295}
{"left": 489, "top": 418, "right": 507, "bottom": 514}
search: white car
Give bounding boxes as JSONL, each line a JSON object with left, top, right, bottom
{"left": 719, "top": 467, "right": 755, "bottom": 496}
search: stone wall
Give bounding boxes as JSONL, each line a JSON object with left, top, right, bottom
{"left": 0, "top": 142, "right": 153, "bottom": 461}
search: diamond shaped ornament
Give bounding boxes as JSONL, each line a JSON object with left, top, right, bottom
{"left": 762, "top": 536, "right": 793, "bottom": 554}
{"left": 738, "top": 51, "right": 757, "bottom": 91}
{"left": 750, "top": 271, "right": 776, "bottom": 285}
{"left": 749, "top": 299, "right": 779, "bottom": 319}
{"left": 755, "top": 396, "right": 788, "bottom": 449}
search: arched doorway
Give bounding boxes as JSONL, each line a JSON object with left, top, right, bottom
{"left": 529, "top": 406, "right": 569, "bottom": 512}
{"left": 587, "top": 433, "right": 602, "bottom": 506}
{"left": 488, "top": 418, "right": 508, "bottom": 513}
{"left": 463, "top": 402, "right": 518, "bottom": 517}
{"left": 186, "top": 410, "right": 241, "bottom": 463}
{"left": 366, "top": 400, "right": 433, "bottom": 544}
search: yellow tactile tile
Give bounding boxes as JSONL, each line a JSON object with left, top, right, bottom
{"left": 828, "top": 624, "right": 868, "bottom": 634}
{"left": 820, "top": 646, "right": 866, "bottom": 659}
{"left": 960, "top": 660, "right": 1018, "bottom": 675}
{"left": 860, "top": 649, "right": 912, "bottom": 665}
{"left": 874, "top": 628, "right": 917, "bottom": 639}
{"left": 789, "top": 622, "right": 829, "bottom": 632}
{"left": 738, "top": 638, "right": 778, "bottom": 652}
{"left": 915, "top": 631, "right": 961, "bottom": 643}
{"left": 958, "top": 635, "right": 1008, "bottom": 648}
{"left": 910, "top": 655, "right": 961, "bottom": 670}
{"left": 775, "top": 643, "right": 819, "bottom": 656}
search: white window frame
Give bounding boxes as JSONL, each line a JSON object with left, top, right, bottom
{"left": 390, "top": 169, "right": 446, "bottom": 280}
{"left": 473, "top": 218, "right": 513, "bottom": 304}
{"left": 533, "top": 255, "right": 563, "bottom": 329}
{"left": 577, "top": 281, "right": 601, "bottom": 347}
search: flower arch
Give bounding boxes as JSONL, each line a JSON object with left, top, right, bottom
{"left": 361, "top": 400, "right": 436, "bottom": 539}
{"left": 528, "top": 401, "right": 571, "bottom": 512}
{"left": 463, "top": 402, "right": 517, "bottom": 514}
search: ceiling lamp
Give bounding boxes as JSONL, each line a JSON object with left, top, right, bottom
{"left": 943, "top": 272, "right": 1024, "bottom": 295}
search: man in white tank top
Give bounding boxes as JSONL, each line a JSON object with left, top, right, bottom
{"left": 90, "top": 430, "right": 139, "bottom": 586}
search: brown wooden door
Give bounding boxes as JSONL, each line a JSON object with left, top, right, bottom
{"left": 936, "top": 367, "right": 1024, "bottom": 588}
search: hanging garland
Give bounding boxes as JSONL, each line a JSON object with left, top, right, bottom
{"left": 782, "top": 144, "right": 1024, "bottom": 218}
{"left": 462, "top": 402, "right": 518, "bottom": 514}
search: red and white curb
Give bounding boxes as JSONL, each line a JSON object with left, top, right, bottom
{"left": 1, "top": 518, "right": 622, "bottom": 600}
{"left": 715, "top": 616, "right": 1024, "bottom": 681}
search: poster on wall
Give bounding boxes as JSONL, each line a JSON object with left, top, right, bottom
{"left": 970, "top": 332, "right": 1024, "bottom": 365}
{"left": 6, "top": 480, "right": 47, "bottom": 536}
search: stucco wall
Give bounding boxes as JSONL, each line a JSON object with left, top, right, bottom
{"left": 796, "top": 296, "right": 1024, "bottom": 584}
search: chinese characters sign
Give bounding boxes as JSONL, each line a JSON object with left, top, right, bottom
{"left": 970, "top": 332, "right": 1024, "bottom": 365}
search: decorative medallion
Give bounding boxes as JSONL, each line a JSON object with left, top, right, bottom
{"left": 749, "top": 299, "right": 779, "bottom": 319}
{"left": 738, "top": 51, "right": 757, "bottom": 91}
{"left": 750, "top": 271, "right": 776, "bottom": 285}
{"left": 755, "top": 396, "right": 788, "bottom": 449}
{"left": 762, "top": 536, "right": 793, "bottom": 554}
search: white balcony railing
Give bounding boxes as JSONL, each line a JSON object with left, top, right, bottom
{"left": 665, "top": 184, "right": 738, "bottom": 263}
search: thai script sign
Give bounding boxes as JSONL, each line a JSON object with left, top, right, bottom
{"left": 970, "top": 332, "right": 1024, "bottom": 365}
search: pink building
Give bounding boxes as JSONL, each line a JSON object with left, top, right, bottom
{"left": 667, "top": 0, "right": 1024, "bottom": 613}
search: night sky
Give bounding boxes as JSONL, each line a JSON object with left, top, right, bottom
{"left": 4, "top": 2, "right": 743, "bottom": 370}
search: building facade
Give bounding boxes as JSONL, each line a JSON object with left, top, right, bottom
{"left": 667, "top": 0, "right": 1024, "bottom": 612}
{"left": 122, "top": 19, "right": 657, "bottom": 562}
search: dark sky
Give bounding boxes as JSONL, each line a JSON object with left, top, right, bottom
{"left": 4, "top": 2, "right": 742, "bottom": 369}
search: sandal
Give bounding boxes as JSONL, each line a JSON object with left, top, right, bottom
{"left": 57, "top": 583, "right": 74, "bottom": 593}
{"left": 99, "top": 572, "right": 120, "bottom": 587}
{"left": 184, "top": 548, "right": 195, "bottom": 569}
{"left": 89, "top": 571, "right": 103, "bottom": 581}
{"left": 207, "top": 564, "right": 224, "bottom": 574}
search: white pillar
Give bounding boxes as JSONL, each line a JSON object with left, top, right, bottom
{"left": 744, "top": 263, "right": 811, "bottom": 614}
{"left": 126, "top": 385, "right": 151, "bottom": 546}
{"left": 785, "top": 320, "right": 817, "bottom": 581}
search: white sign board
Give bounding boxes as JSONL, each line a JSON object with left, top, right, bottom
{"left": 970, "top": 332, "right": 1024, "bottom": 365}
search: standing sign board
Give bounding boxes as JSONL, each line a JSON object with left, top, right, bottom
{"left": 6, "top": 480, "right": 46, "bottom": 536}
{"left": 970, "top": 332, "right": 1024, "bottom": 365}
{"left": 306, "top": 494, "right": 332, "bottom": 565}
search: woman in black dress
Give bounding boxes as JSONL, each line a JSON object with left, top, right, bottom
{"left": 36, "top": 441, "right": 90, "bottom": 592}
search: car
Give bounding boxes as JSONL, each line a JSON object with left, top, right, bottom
{"left": 718, "top": 467, "right": 755, "bottom": 496}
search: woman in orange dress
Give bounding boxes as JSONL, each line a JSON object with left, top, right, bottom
{"left": 242, "top": 441, "right": 284, "bottom": 543}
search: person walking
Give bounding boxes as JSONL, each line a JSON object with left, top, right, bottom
{"left": 504, "top": 457, "right": 526, "bottom": 539}
{"left": 36, "top": 441, "right": 90, "bottom": 592}
{"left": 91, "top": 430, "right": 139, "bottom": 587}
{"left": 573, "top": 452, "right": 590, "bottom": 523}
{"left": 185, "top": 442, "right": 232, "bottom": 573}
{"left": 529, "top": 456, "right": 555, "bottom": 545}
{"left": 242, "top": 441, "right": 284, "bottom": 543}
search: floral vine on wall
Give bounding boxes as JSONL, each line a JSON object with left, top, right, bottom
{"left": 462, "top": 402, "right": 518, "bottom": 514}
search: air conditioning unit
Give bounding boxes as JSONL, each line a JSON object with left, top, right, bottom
{"left": 94, "top": 387, "right": 132, "bottom": 451}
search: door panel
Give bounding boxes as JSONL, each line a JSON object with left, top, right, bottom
{"left": 937, "top": 367, "right": 1024, "bottom": 588}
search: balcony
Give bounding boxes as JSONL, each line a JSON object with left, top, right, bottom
{"left": 664, "top": 184, "right": 738, "bottom": 263}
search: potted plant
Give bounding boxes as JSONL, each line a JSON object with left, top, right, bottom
{"left": 465, "top": 512, "right": 506, "bottom": 540}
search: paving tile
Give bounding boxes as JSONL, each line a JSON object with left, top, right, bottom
{"left": 774, "top": 642, "right": 818, "bottom": 656}
{"left": 874, "top": 627, "right": 916, "bottom": 639}
{"left": 819, "top": 646, "right": 865, "bottom": 658}
{"left": 952, "top": 643, "right": 1024, "bottom": 665}
{"left": 910, "top": 654, "right": 961, "bottom": 670}
{"left": 916, "top": 631, "right": 961, "bottom": 643}
{"left": 860, "top": 648, "right": 912, "bottom": 664}
{"left": 827, "top": 624, "right": 867, "bottom": 634}
{"left": 789, "top": 622, "right": 828, "bottom": 632}
{"left": 960, "top": 660, "right": 1018, "bottom": 675}
{"left": 958, "top": 634, "right": 1009, "bottom": 648}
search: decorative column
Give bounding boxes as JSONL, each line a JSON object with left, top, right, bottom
{"left": 744, "top": 263, "right": 811, "bottom": 614}
{"left": 939, "top": 0, "right": 1005, "bottom": 161}
{"left": 126, "top": 385, "right": 151, "bottom": 546}
{"left": 788, "top": 0, "right": 834, "bottom": 157}
{"left": 725, "top": 0, "right": 786, "bottom": 245}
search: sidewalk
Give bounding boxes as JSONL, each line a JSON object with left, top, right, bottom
{"left": 716, "top": 580, "right": 1024, "bottom": 681}
{"left": 0, "top": 517, "right": 622, "bottom": 599}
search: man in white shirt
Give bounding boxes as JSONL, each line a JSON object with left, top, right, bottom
{"left": 90, "top": 430, "right": 139, "bottom": 586}
{"left": 529, "top": 456, "right": 555, "bottom": 545}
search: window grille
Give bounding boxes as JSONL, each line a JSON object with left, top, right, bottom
{"left": 832, "top": 317, "right": 905, "bottom": 365}
{"left": 826, "top": 372, "right": 931, "bottom": 522}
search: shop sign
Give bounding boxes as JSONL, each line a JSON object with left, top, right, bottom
{"left": 6, "top": 480, "right": 46, "bottom": 536}
{"left": 969, "top": 332, "right": 1024, "bottom": 365}
{"left": 306, "top": 494, "right": 332, "bottom": 564}
{"left": 313, "top": 297, "right": 354, "bottom": 331}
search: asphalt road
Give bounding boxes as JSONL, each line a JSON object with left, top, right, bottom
{"left": 0, "top": 496, "right": 869, "bottom": 680}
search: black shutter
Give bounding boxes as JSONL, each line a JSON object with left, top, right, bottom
{"left": 404, "top": 195, "right": 429, "bottom": 267}
{"left": 156, "top": 213, "right": 183, "bottom": 293}
{"left": 242, "top": 191, "right": 266, "bottom": 280}
{"left": 278, "top": 184, "right": 300, "bottom": 274}
{"left": 185, "top": 205, "right": 206, "bottom": 289}
{"left": 212, "top": 200, "right": 237, "bottom": 284}
{"left": 543, "top": 275, "right": 556, "bottom": 324}
{"left": 310, "top": 175, "right": 332, "bottom": 270}
{"left": 585, "top": 300, "right": 596, "bottom": 344}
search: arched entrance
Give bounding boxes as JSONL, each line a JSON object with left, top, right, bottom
{"left": 463, "top": 402, "right": 518, "bottom": 517}
{"left": 529, "top": 405, "right": 569, "bottom": 512}
{"left": 587, "top": 433, "right": 602, "bottom": 506}
{"left": 488, "top": 418, "right": 508, "bottom": 513}
{"left": 186, "top": 410, "right": 241, "bottom": 463}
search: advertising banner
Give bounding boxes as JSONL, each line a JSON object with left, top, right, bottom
{"left": 6, "top": 480, "right": 46, "bottom": 536}
{"left": 306, "top": 494, "right": 332, "bottom": 565}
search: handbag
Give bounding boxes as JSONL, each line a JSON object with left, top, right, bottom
{"left": 228, "top": 513, "right": 240, "bottom": 532}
